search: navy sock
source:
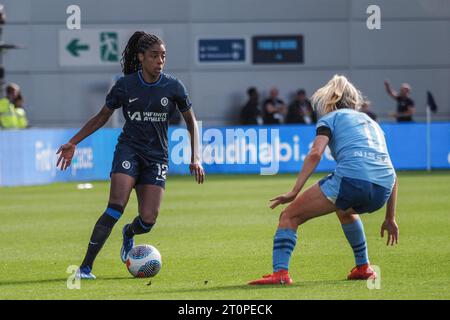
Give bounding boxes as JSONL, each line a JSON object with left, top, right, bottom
{"left": 272, "top": 228, "right": 298, "bottom": 272}
{"left": 125, "top": 216, "right": 154, "bottom": 239}
{"left": 80, "top": 203, "right": 123, "bottom": 270}
{"left": 341, "top": 219, "right": 369, "bottom": 266}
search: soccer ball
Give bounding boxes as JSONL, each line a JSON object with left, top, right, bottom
{"left": 126, "top": 244, "right": 162, "bottom": 278}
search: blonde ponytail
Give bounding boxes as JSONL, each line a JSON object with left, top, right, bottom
{"left": 311, "top": 75, "right": 364, "bottom": 115}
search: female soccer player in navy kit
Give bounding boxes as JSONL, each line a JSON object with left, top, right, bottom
{"left": 249, "top": 75, "right": 399, "bottom": 285}
{"left": 56, "top": 32, "right": 205, "bottom": 279}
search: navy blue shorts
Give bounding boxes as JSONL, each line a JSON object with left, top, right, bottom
{"left": 319, "top": 174, "right": 392, "bottom": 214}
{"left": 110, "top": 143, "right": 167, "bottom": 189}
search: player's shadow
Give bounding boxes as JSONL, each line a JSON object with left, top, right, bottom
{"left": 136, "top": 279, "right": 348, "bottom": 296}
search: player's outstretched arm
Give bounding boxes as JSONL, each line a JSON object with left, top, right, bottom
{"left": 384, "top": 80, "right": 398, "bottom": 99}
{"left": 181, "top": 108, "right": 205, "bottom": 184}
{"left": 381, "top": 177, "right": 399, "bottom": 246}
{"left": 270, "top": 135, "right": 329, "bottom": 209}
{"left": 56, "top": 106, "right": 114, "bottom": 170}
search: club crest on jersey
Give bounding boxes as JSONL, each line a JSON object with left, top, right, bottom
{"left": 122, "top": 161, "right": 131, "bottom": 170}
{"left": 161, "top": 97, "right": 169, "bottom": 107}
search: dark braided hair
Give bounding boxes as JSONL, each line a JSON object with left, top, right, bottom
{"left": 121, "top": 31, "right": 164, "bottom": 75}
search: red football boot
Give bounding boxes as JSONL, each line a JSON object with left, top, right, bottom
{"left": 347, "top": 263, "right": 377, "bottom": 280}
{"left": 248, "top": 270, "right": 293, "bottom": 285}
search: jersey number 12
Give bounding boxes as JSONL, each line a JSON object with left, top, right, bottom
{"left": 156, "top": 164, "right": 168, "bottom": 181}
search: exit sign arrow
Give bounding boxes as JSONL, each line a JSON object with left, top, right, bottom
{"left": 66, "top": 39, "right": 90, "bottom": 57}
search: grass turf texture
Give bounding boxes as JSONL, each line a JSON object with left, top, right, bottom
{"left": 1, "top": 172, "right": 449, "bottom": 300}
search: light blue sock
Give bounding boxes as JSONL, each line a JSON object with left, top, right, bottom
{"left": 273, "top": 228, "right": 297, "bottom": 272}
{"left": 341, "top": 219, "right": 369, "bottom": 266}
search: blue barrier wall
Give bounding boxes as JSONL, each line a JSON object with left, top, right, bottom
{"left": 1, "top": 123, "right": 449, "bottom": 186}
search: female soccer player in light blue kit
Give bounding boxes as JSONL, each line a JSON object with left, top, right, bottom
{"left": 250, "top": 75, "right": 399, "bottom": 285}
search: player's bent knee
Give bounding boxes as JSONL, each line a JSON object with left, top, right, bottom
{"left": 279, "top": 209, "right": 298, "bottom": 229}
{"left": 336, "top": 210, "right": 358, "bottom": 224}
{"left": 280, "top": 208, "right": 310, "bottom": 227}
{"left": 139, "top": 211, "right": 158, "bottom": 225}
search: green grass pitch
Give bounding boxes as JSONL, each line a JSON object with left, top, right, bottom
{"left": 1, "top": 172, "right": 449, "bottom": 300}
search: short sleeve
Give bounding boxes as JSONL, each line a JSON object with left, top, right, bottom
{"left": 174, "top": 79, "right": 192, "bottom": 113}
{"left": 105, "top": 78, "right": 125, "bottom": 110}
{"left": 316, "top": 112, "right": 336, "bottom": 135}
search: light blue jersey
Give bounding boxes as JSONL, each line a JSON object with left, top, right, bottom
{"left": 316, "top": 109, "right": 396, "bottom": 190}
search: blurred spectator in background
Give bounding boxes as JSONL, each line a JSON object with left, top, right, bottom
{"left": 240, "top": 87, "right": 261, "bottom": 125}
{"left": 0, "top": 83, "right": 29, "bottom": 129}
{"left": 0, "top": 83, "right": 19, "bottom": 129}
{"left": 384, "top": 80, "right": 415, "bottom": 122}
{"left": 286, "top": 89, "right": 316, "bottom": 124}
{"left": 14, "top": 90, "right": 29, "bottom": 128}
{"left": 263, "top": 87, "right": 286, "bottom": 125}
{"left": 360, "top": 100, "right": 377, "bottom": 121}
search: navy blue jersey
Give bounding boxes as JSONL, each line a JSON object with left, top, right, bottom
{"left": 105, "top": 71, "right": 192, "bottom": 164}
